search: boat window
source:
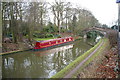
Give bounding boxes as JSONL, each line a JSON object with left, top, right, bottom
{"left": 60, "top": 40, "right": 62, "bottom": 42}
{"left": 56, "top": 41, "right": 58, "bottom": 44}
{"left": 64, "top": 40, "right": 66, "bottom": 42}
{"left": 66, "top": 38, "right": 69, "bottom": 41}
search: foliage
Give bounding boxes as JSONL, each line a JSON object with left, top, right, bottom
{"left": 107, "top": 30, "right": 118, "bottom": 47}
{"left": 86, "top": 31, "right": 97, "bottom": 38}
{"left": 111, "top": 25, "right": 118, "bottom": 30}
{"left": 53, "top": 34, "right": 61, "bottom": 38}
{"left": 33, "top": 33, "right": 44, "bottom": 38}
{"left": 45, "top": 33, "right": 54, "bottom": 38}
{"left": 78, "top": 31, "right": 84, "bottom": 37}
{"left": 42, "top": 22, "right": 58, "bottom": 33}
{"left": 102, "top": 24, "right": 108, "bottom": 28}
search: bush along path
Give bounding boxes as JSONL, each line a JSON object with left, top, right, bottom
{"left": 95, "top": 47, "right": 118, "bottom": 78}
{"left": 51, "top": 38, "right": 108, "bottom": 78}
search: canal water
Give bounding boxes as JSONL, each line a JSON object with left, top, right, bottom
{"left": 2, "top": 38, "right": 99, "bottom": 78}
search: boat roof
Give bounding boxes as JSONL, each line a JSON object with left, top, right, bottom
{"left": 36, "top": 37, "right": 72, "bottom": 43}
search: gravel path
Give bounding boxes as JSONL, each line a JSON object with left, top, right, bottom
{"left": 63, "top": 40, "right": 104, "bottom": 78}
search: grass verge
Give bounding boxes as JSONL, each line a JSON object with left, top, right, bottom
{"left": 34, "top": 37, "right": 56, "bottom": 41}
{"left": 51, "top": 38, "right": 104, "bottom": 78}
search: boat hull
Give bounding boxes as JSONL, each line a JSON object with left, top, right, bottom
{"left": 33, "top": 41, "right": 74, "bottom": 51}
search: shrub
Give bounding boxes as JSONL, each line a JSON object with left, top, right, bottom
{"left": 53, "top": 34, "right": 61, "bottom": 38}
{"left": 45, "top": 34, "right": 54, "bottom": 38}
{"left": 33, "top": 33, "right": 46, "bottom": 38}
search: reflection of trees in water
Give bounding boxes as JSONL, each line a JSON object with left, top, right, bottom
{"left": 52, "top": 49, "right": 73, "bottom": 72}
{"left": 53, "top": 51, "right": 63, "bottom": 71}
{"left": 2, "top": 53, "right": 50, "bottom": 78}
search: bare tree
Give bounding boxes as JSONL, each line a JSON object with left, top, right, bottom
{"left": 64, "top": 2, "right": 72, "bottom": 30}
{"left": 50, "top": 0, "right": 66, "bottom": 33}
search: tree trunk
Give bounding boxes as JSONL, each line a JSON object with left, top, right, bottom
{"left": 57, "top": 11, "right": 60, "bottom": 33}
{"left": 40, "top": 10, "right": 43, "bottom": 30}
{"left": 58, "top": 19, "right": 60, "bottom": 33}
{"left": 66, "top": 18, "right": 68, "bottom": 30}
{"left": 18, "top": 3, "right": 23, "bottom": 42}
{"left": 66, "top": 12, "right": 68, "bottom": 29}
{"left": 10, "top": 3, "right": 18, "bottom": 43}
{"left": 54, "top": 16, "right": 56, "bottom": 26}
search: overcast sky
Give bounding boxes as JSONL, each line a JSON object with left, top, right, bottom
{"left": 47, "top": 0, "right": 118, "bottom": 26}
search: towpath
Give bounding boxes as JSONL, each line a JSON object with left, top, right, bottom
{"left": 63, "top": 40, "right": 104, "bottom": 78}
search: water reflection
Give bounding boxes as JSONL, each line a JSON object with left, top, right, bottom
{"left": 2, "top": 39, "right": 94, "bottom": 78}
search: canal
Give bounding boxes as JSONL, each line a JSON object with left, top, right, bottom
{"left": 2, "top": 37, "right": 100, "bottom": 78}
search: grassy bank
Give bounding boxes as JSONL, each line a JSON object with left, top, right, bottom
{"left": 34, "top": 37, "right": 56, "bottom": 41}
{"left": 51, "top": 38, "right": 105, "bottom": 78}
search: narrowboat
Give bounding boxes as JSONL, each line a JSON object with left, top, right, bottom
{"left": 33, "top": 37, "right": 74, "bottom": 51}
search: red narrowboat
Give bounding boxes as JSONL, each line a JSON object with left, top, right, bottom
{"left": 33, "top": 37, "right": 74, "bottom": 50}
